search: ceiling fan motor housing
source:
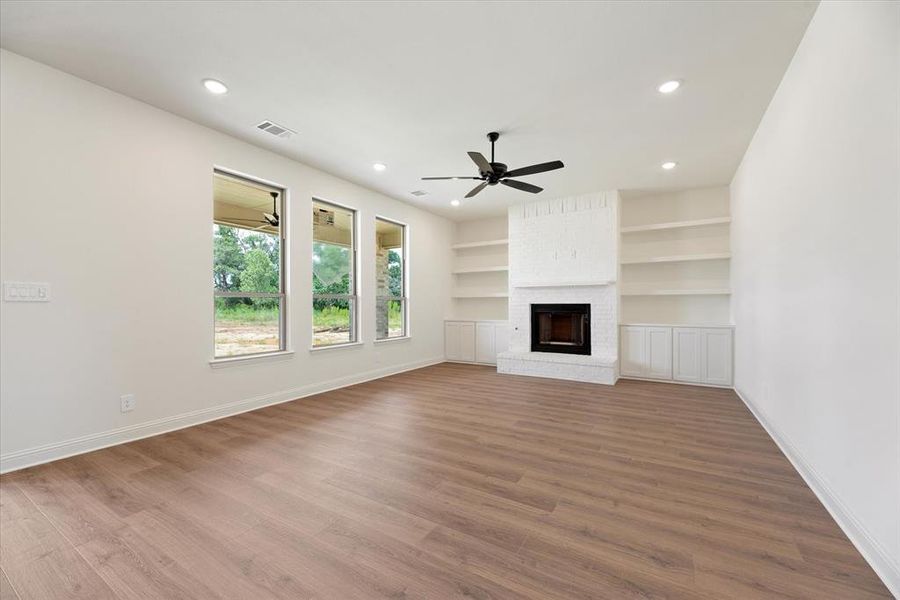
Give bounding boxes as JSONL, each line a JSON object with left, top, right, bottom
{"left": 487, "top": 162, "right": 507, "bottom": 183}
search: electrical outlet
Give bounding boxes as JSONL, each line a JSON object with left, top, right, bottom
{"left": 120, "top": 394, "right": 136, "bottom": 413}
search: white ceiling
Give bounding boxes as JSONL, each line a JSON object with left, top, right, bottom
{"left": 0, "top": 1, "right": 816, "bottom": 221}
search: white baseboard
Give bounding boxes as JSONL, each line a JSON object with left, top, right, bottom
{"left": 0, "top": 357, "right": 445, "bottom": 475}
{"left": 618, "top": 375, "right": 731, "bottom": 389}
{"left": 734, "top": 387, "right": 900, "bottom": 597}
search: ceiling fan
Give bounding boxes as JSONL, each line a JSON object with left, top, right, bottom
{"left": 422, "top": 132, "right": 564, "bottom": 198}
{"left": 226, "top": 191, "right": 280, "bottom": 228}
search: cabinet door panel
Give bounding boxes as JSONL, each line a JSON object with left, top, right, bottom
{"left": 459, "top": 323, "right": 476, "bottom": 362}
{"left": 445, "top": 323, "right": 461, "bottom": 361}
{"left": 672, "top": 328, "right": 702, "bottom": 382}
{"left": 702, "top": 328, "right": 733, "bottom": 386}
{"left": 494, "top": 323, "right": 509, "bottom": 356}
{"left": 646, "top": 327, "right": 673, "bottom": 380}
{"left": 620, "top": 326, "right": 647, "bottom": 377}
{"left": 475, "top": 323, "right": 496, "bottom": 364}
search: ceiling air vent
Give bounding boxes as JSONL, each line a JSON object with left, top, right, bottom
{"left": 256, "top": 120, "right": 297, "bottom": 139}
{"left": 410, "top": 190, "right": 428, "bottom": 197}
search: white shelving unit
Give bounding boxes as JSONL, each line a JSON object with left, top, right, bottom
{"left": 620, "top": 286, "right": 731, "bottom": 296}
{"left": 620, "top": 217, "right": 731, "bottom": 234}
{"left": 450, "top": 216, "right": 509, "bottom": 321}
{"left": 619, "top": 187, "right": 732, "bottom": 326}
{"left": 451, "top": 291, "right": 509, "bottom": 298}
{"left": 620, "top": 252, "right": 731, "bottom": 265}
{"left": 452, "top": 265, "right": 509, "bottom": 274}
{"left": 450, "top": 238, "right": 509, "bottom": 250}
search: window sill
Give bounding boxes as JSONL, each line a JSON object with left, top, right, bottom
{"left": 309, "top": 341, "right": 365, "bottom": 352}
{"left": 374, "top": 336, "right": 411, "bottom": 344}
{"left": 209, "top": 350, "right": 295, "bottom": 369}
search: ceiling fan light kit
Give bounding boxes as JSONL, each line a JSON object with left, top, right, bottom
{"left": 422, "top": 131, "right": 565, "bottom": 199}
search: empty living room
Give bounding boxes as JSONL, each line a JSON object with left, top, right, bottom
{"left": 1, "top": 1, "right": 898, "bottom": 598}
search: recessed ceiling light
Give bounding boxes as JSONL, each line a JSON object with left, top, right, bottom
{"left": 658, "top": 80, "right": 681, "bottom": 94}
{"left": 661, "top": 161, "right": 678, "bottom": 170}
{"left": 450, "top": 199, "right": 460, "bottom": 207}
{"left": 373, "top": 163, "right": 387, "bottom": 172}
{"left": 202, "top": 78, "right": 228, "bottom": 95}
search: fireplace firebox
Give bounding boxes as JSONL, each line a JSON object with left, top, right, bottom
{"left": 530, "top": 304, "right": 591, "bottom": 355}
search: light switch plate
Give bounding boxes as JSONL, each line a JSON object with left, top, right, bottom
{"left": 3, "top": 281, "right": 50, "bottom": 302}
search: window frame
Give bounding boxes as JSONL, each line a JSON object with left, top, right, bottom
{"left": 212, "top": 167, "right": 288, "bottom": 360}
{"left": 375, "top": 215, "right": 408, "bottom": 341}
{"left": 311, "top": 197, "right": 359, "bottom": 349}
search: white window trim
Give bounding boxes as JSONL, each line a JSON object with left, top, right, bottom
{"left": 373, "top": 336, "right": 411, "bottom": 344}
{"left": 312, "top": 196, "right": 361, "bottom": 348}
{"left": 209, "top": 350, "right": 295, "bottom": 368}
{"left": 212, "top": 167, "right": 290, "bottom": 361}
{"left": 309, "top": 341, "right": 365, "bottom": 352}
{"left": 375, "top": 214, "right": 409, "bottom": 341}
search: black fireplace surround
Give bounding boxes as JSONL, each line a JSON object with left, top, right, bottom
{"left": 530, "top": 303, "right": 591, "bottom": 355}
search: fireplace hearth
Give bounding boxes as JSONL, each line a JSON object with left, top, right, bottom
{"left": 530, "top": 303, "right": 591, "bottom": 355}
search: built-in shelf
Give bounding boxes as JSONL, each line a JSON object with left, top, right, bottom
{"left": 620, "top": 252, "right": 731, "bottom": 265}
{"left": 452, "top": 265, "right": 509, "bottom": 274}
{"left": 513, "top": 280, "right": 614, "bottom": 288}
{"left": 451, "top": 238, "right": 509, "bottom": 250}
{"left": 621, "top": 288, "right": 731, "bottom": 296}
{"left": 620, "top": 217, "right": 731, "bottom": 234}
{"left": 452, "top": 291, "right": 509, "bottom": 298}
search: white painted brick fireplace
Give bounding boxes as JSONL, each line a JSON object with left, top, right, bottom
{"left": 497, "top": 191, "right": 620, "bottom": 384}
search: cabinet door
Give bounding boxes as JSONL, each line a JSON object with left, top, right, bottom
{"left": 620, "top": 326, "right": 647, "bottom": 377}
{"left": 475, "top": 323, "right": 496, "bottom": 364}
{"left": 672, "top": 328, "right": 702, "bottom": 382}
{"left": 444, "top": 322, "right": 461, "bottom": 361}
{"left": 702, "top": 328, "right": 733, "bottom": 386}
{"left": 494, "top": 323, "right": 509, "bottom": 356}
{"left": 459, "top": 323, "right": 476, "bottom": 362}
{"left": 646, "top": 327, "right": 673, "bottom": 380}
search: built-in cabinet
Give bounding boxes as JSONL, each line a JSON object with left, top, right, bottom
{"left": 621, "top": 326, "right": 672, "bottom": 380}
{"left": 621, "top": 325, "right": 732, "bottom": 386}
{"left": 445, "top": 320, "right": 508, "bottom": 365}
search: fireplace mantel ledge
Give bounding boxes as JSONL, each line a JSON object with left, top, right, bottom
{"left": 512, "top": 280, "right": 615, "bottom": 288}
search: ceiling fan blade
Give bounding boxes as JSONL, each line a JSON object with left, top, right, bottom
{"left": 224, "top": 218, "right": 270, "bottom": 224}
{"left": 501, "top": 179, "right": 543, "bottom": 194}
{"left": 421, "top": 176, "right": 481, "bottom": 180}
{"left": 465, "top": 181, "right": 489, "bottom": 198}
{"left": 504, "top": 160, "right": 565, "bottom": 179}
{"left": 467, "top": 151, "right": 493, "bottom": 174}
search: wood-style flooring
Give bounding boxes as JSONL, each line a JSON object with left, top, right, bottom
{"left": 0, "top": 363, "right": 891, "bottom": 599}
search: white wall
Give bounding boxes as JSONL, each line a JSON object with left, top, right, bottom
{"left": 730, "top": 2, "right": 900, "bottom": 593}
{"left": 0, "top": 50, "right": 454, "bottom": 470}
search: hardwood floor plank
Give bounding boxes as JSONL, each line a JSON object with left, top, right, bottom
{"left": 0, "top": 482, "right": 117, "bottom": 600}
{"left": 314, "top": 519, "right": 535, "bottom": 599}
{"left": 0, "top": 567, "right": 19, "bottom": 600}
{"left": 0, "top": 363, "right": 891, "bottom": 598}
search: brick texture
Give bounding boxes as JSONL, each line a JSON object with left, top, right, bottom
{"left": 500, "top": 191, "right": 619, "bottom": 385}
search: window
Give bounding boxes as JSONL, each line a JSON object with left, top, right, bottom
{"left": 312, "top": 200, "right": 357, "bottom": 347}
{"left": 213, "top": 171, "right": 285, "bottom": 358}
{"left": 375, "top": 217, "right": 406, "bottom": 339}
